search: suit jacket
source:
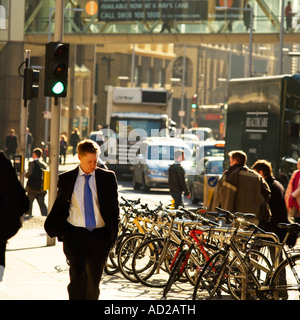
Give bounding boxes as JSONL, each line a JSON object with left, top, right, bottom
{"left": 44, "top": 166, "right": 120, "bottom": 244}
{"left": 5, "top": 134, "right": 18, "bottom": 154}
{"left": 168, "top": 163, "right": 189, "bottom": 195}
{"left": 25, "top": 158, "right": 47, "bottom": 193}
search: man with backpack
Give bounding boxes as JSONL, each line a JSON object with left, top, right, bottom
{"left": 25, "top": 148, "right": 47, "bottom": 216}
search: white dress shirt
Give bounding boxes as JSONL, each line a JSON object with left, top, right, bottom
{"left": 67, "top": 166, "right": 106, "bottom": 229}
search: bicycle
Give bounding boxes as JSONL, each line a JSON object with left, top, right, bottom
{"left": 193, "top": 208, "right": 300, "bottom": 300}
{"left": 131, "top": 208, "right": 189, "bottom": 288}
{"left": 132, "top": 206, "right": 223, "bottom": 289}
{"left": 117, "top": 202, "right": 167, "bottom": 282}
{"left": 105, "top": 197, "right": 142, "bottom": 275}
{"left": 162, "top": 207, "right": 221, "bottom": 298}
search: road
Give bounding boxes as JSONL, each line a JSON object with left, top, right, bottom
{"left": 117, "top": 175, "right": 197, "bottom": 210}
{"left": 43, "top": 155, "right": 201, "bottom": 212}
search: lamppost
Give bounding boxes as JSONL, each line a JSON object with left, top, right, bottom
{"left": 180, "top": 45, "right": 186, "bottom": 129}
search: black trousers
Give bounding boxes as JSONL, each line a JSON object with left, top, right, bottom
{"left": 0, "top": 241, "right": 6, "bottom": 267}
{"left": 170, "top": 191, "right": 183, "bottom": 209}
{"left": 27, "top": 191, "right": 47, "bottom": 216}
{"left": 63, "top": 224, "right": 111, "bottom": 300}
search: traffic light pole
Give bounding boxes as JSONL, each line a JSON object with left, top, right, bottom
{"left": 47, "top": 0, "right": 64, "bottom": 246}
{"left": 19, "top": 50, "right": 31, "bottom": 186}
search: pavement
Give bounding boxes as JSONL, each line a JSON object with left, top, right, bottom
{"left": 0, "top": 154, "right": 196, "bottom": 301}
{"left": 1, "top": 221, "right": 197, "bottom": 301}
{"left": 0, "top": 217, "right": 197, "bottom": 301}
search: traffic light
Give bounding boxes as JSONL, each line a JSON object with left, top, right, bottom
{"left": 23, "top": 67, "right": 40, "bottom": 101}
{"left": 44, "top": 42, "right": 69, "bottom": 97}
{"left": 191, "top": 94, "right": 197, "bottom": 109}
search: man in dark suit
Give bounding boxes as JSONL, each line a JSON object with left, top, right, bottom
{"left": 25, "top": 148, "right": 47, "bottom": 216}
{"left": 44, "top": 139, "right": 119, "bottom": 300}
{"left": 4, "top": 129, "right": 19, "bottom": 160}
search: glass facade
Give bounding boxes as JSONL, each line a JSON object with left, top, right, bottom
{"left": 24, "top": 0, "right": 300, "bottom": 36}
{"left": 0, "top": 0, "right": 9, "bottom": 39}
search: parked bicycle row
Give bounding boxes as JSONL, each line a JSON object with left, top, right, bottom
{"left": 105, "top": 196, "right": 300, "bottom": 300}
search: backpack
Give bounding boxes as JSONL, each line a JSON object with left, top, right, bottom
{"left": 27, "top": 161, "right": 44, "bottom": 191}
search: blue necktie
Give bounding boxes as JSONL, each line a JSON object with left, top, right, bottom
{"left": 84, "top": 175, "right": 96, "bottom": 231}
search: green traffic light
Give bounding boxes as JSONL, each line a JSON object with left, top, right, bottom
{"left": 191, "top": 103, "right": 197, "bottom": 109}
{"left": 52, "top": 81, "right": 64, "bottom": 95}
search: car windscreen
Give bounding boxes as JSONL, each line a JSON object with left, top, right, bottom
{"left": 115, "top": 119, "right": 164, "bottom": 138}
{"left": 206, "top": 160, "right": 224, "bottom": 174}
{"left": 147, "top": 145, "right": 192, "bottom": 161}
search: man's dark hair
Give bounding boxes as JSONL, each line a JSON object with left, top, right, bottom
{"left": 252, "top": 159, "right": 273, "bottom": 177}
{"left": 77, "top": 139, "right": 100, "bottom": 156}
{"left": 228, "top": 150, "right": 247, "bottom": 165}
{"left": 33, "top": 148, "right": 42, "bottom": 158}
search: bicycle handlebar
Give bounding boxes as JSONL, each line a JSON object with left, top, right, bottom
{"left": 178, "top": 207, "right": 219, "bottom": 226}
{"left": 215, "top": 207, "right": 256, "bottom": 221}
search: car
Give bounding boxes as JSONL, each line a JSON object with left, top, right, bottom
{"left": 187, "top": 127, "right": 215, "bottom": 141}
{"left": 132, "top": 137, "right": 193, "bottom": 191}
{"left": 180, "top": 134, "right": 199, "bottom": 152}
{"left": 194, "top": 140, "right": 225, "bottom": 160}
{"left": 188, "top": 156, "right": 224, "bottom": 204}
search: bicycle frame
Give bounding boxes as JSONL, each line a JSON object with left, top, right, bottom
{"left": 218, "top": 225, "right": 300, "bottom": 300}
{"left": 165, "top": 222, "right": 226, "bottom": 297}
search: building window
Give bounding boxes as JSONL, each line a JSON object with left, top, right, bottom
{"left": 172, "top": 56, "right": 192, "bottom": 86}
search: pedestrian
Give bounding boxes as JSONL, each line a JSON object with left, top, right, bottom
{"left": 25, "top": 148, "right": 48, "bottom": 217}
{"left": 285, "top": 157, "right": 300, "bottom": 223}
{"left": 59, "top": 134, "right": 68, "bottom": 165}
{"left": 25, "top": 127, "right": 33, "bottom": 160}
{"left": 44, "top": 139, "right": 120, "bottom": 300}
{"left": 0, "top": 150, "right": 29, "bottom": 282}
{"left": 4, "top": 129, "right": 18, "bottom": 160}
{"left": 252, "top": 160, "right": 293, "bottom": 243}
{"left": 73, "top": 4, "right": 83, "bottom": 31}
{"left": 285, "top": 1, "right": 294, "bottom": 31}
{"left": 209, "top": 150, "right": 271, "bottom": 226}
{"left": 168, "top": 149, "right": 190, "bottom": 209}
{"left": 243, "top": 4, "right": 253, "bottom": 31}
{"left": 253, "top": 159, "right": 296, "bottom": 301}
{"left": 70, "top": 128, "right": 80, "bottom": 156}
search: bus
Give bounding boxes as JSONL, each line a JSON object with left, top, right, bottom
{"left": 196, "top": 104, "right": 226, "bottom": 140}
{"left": 225, "top": 74, "right": 300, "bottom": 188}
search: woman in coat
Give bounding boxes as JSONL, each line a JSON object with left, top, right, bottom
{"left": 285, "top": 158, "right": 300, "bottom": 223}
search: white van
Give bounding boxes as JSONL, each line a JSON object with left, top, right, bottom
{"left": 132, "top": 137, "right": 192, "bottom": 191}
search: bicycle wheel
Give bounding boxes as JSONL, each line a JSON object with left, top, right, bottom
{"left": 270, "top": 253, "right": 300, "bottom": 300}
{"left": 192, "top": 251, "right": 228, "bottom": 300}
{"left": 184, "top": 246, "right": 212, "bottom": 286}
{"left": 132, "top": 237, "right": 179, "bottom": 288}
{"left": 227, "top": 249, "right": 272, "bottom": 300}
{"left": 118, "top": 233, "right": 148, "bottom": 283}
{"left": 163, "top": 249, "right": 188, "bottom": 298}
{"left": 105, "top": 233, "right": 129, "bottom": 275}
